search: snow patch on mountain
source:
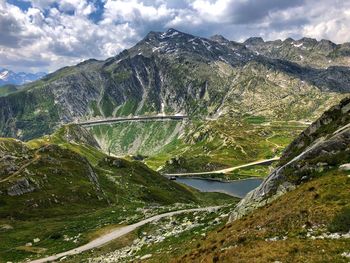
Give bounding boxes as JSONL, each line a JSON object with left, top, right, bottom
{"left": 0, "top": 68, "right": 46, "bottom": 86}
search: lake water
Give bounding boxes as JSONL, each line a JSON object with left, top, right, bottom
{"left": 175, "top": 177, "right": 263, "bottom": 198}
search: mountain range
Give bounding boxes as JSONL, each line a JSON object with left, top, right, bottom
{"left": 0, "top": 29, "right": 349, "bottom": 140}
{"left": 0, "top": 28, "right": 348, "bottom": 175}
{"left": 0, "top": 68, "right": 46, "bottom": 86}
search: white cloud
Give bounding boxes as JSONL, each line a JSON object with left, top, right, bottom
{"left": 103, "top": 0, "right": 172, "bottom": 22}
{"left": 0, "top": 0, "right": 349, "bottom": 73}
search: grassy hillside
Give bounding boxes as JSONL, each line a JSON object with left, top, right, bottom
{"left": 0, "top": 84, "right": 18, "bottom": 97}
{"left": 88, "top": 120, "right": 184, "bottom": 157}
{"left": 0, "top": 125, "right": 234, "bottom": 262}
{"left": 147, "top": 117, "right": 306, "bottom": 176}
{"left": 152, "top": 98, "right": 350, "bottom": 262}
{"left": 173, "top": 169, "right": 350, "bottom": 263}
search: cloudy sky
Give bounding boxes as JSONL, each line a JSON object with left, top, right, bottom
{"left": 1, "top": 0, "right": 349, "bottom": 73}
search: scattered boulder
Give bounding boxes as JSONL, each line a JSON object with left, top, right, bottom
{"left": 339, "top": 163, "right": 350, "bottom": 171}
{"left": 7, "top": 178, "right": 35, "bottom": 196}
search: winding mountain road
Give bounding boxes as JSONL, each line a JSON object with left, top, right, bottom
{"left": 163, "top": 157, "right": 280, "bottom": 177}
{"left": 28, "top": 206, "right": 221, "bottom": 263}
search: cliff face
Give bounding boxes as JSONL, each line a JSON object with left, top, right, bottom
{"left": 0, "top": 29, "right": 349, "bottom": 140}
{"left": 230, "top": 97, "right": 350, "bottom": 221}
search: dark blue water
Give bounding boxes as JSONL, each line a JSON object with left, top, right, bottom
{"left": 175, "top": 178, "right": 263, "bottom": 198}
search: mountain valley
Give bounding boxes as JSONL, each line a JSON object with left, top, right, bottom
{"left": 0, "top": 28, "right": 349, "bottom": 263}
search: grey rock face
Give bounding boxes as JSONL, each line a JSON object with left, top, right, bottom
{"left": 7, "top": 178, "right": 35, "bottom": 196}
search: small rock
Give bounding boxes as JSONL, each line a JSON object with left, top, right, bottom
{"left": 33, "top": 238, "right": 40, "bottom": 243}
{"left": 339, "top": 163, "right": 350, "bottom": 171}
{"left": 140, "top": 254, "right": 152, "bottom": 260}
{"left": 1, "top": 224, "right": 13, "bottom": 230}
{"left": 25, "top": 242, "right": 32, "bottom": 247}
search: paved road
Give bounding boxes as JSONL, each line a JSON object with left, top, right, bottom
{"left": 29, "top": 206, "right": 221, "bottom": 263}
{"left": 164, "top": 157, "right": 280, "bottom": 177}
{"left": 77, "top": 115, "right": 188, "bottom": 127}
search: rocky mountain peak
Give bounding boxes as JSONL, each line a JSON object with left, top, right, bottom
{"left": 244, "top": 37, "right": 264, "bottom": 46}
{"left": 210, "top": 34, "right": 230, "bottom": 44}
{"left": 299, "top": 37, "right": 318, "bottom": 44}
{"left": 283, "top": 37, "right": 295, "bottom": 44}
{"left": 318, "top": 39, "right": 337, "bottom": 51}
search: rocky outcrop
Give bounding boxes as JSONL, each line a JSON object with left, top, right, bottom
{"left": 7, "top": 178, "right": 35, "bottom": 196}
{"left": 229, "top": 97, "right": 350, "bottom": 221}
{"left": 60, "top": 124, "right": 100, "bottom": 149}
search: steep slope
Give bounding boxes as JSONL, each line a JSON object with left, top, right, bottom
{"left": 174, "top": 169, "right": 350, "bottom": 263}
{"left": 0, "top": 84, "right": 18, "bottom": 97}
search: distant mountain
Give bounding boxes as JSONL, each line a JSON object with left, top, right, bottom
{"left": 0, "top": 67, "right": 46, "bottom": 86}
{"left": 243, "top": 37, "right": 350, "bottom": 68}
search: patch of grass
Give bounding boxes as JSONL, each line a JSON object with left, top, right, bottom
{"left": 226, "top": 164, "right": 273, "bottom": 180}
{"left": 328, "top": 206, "right": 350, "bottom": 233}
{"left": 244, "top": 115, "right": 267, "bottom": 124}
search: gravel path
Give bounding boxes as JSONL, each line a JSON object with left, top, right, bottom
{"left": 29, "top": 206, "right": 221, "bottom": 263}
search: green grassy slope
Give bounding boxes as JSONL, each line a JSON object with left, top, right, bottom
{"left": 173, "top": 169, "right": 350, "bottom": 263}
{"left": 0, "top": 125, "right": 234, "bottom": 262}
{"left": 149, "top": 117, "right": 306, "bottom": 177}
{"left": 0, "top": 84, "right": 18, "bottom": 97}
